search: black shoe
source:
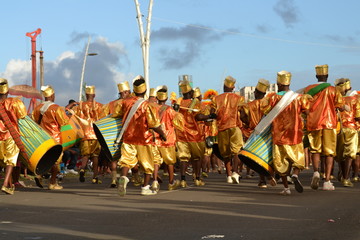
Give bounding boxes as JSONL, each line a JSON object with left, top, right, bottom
{"left": 35, "top": 177, "right": 43, "bottom": 188}
{"left": 79, "top": 169, "right": 85, "bottom": 182}
{"left": 291, "top": 175, "right": 303, "bottom": 193}
{"left": 110, "top": 180, "right": 117, "bottom": 188}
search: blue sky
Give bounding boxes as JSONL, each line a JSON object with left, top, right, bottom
{"left": 1, "top": 0, "right": 360, "bottom": 106}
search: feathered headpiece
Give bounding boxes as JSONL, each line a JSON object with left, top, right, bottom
{"left": 203, "top": 89, "right": 218, "bottom": 100}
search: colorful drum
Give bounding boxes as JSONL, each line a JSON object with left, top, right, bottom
{"left": 18, "top": 116, "right": 63, "bottom": 175}
{"left": 60, "top": 116, "right": 84, "bottom": 151}
{"left": 238, "top": 125, "right": 274, "bottom": 176}
{"left": 93, "top": 115, "right": 123, "bottom": 162}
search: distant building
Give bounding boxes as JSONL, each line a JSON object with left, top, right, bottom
{"left": 239, "top": 83, "right": 278, "bottom": 102}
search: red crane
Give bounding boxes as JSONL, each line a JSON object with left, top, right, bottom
{"left": 25, "top": 28, "right": 42, "bottom": 113}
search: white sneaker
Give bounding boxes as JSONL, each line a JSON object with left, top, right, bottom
{"left": 141, "top": 185, "right": 157, "bottom": 196}
{"left": 66, "top": 169, "right": 78, "bottom": 175}
{"left": 231, "top": 172, "right": 240, "bottom": 184}
{"left": 279, "top": 188, "right": 291, "bottom": 195}
{"left": 323, "top": 181, "right": 335, "bottom": 191}
{"left": 227, "top": 176, "right": 233, "bottom": 184}
{"left": 311, "top": 171, "right": 320, "bottom": 190}
{"left": 118, "top": 176, "right": 130, "bottom": 196}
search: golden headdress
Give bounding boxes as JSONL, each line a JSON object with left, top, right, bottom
{"left": 334, "top": 78, "right": 345, "bottom": 86}
{"left": 132, "top": 75, "right": 146, "bottom": 94}
{"left": 179, "top": 80, "right": 192, "bottom": 94}
{"left": 149, "top": 88, "right": 157, "bottom": 97}
{"left": 343, "top": 78, "right": 351, "bottom": 90}
{"left": 156, "top": 85, "right": 168, "bottom": 101}
{"left": 85, "top": 85, "right": 95, "bottom": 94}
{"left": 256, "top": 78, "right": 270, "bottom": 93}
{"left": 193, "top": 87, "right": 201, "bottom": 98}
{"left": 0, "top": 78, "right": 9, "bottom": 94}
{"left": 40, "top": 85, "right": 55, "bottom": 98}
{"left": 117, "top": 81, "right": 130, "bottom": 93}
{"left": 277, "top": 71, "right": 291, "bottom": 85}
{"left": 315, "top": 64, "right": 328, "bottom": 75}
{"left": 224, "top": 76, "right": 236, "bottom": 88}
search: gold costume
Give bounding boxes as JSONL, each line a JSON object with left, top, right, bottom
{"left": 337, "top": 95, "right": 360, "bottom": 160}
{"left": 211, "top": 92, "right": 245, "bottom": 159}
{"left": 0, "top": 138, "right": 19, "bottom": 166}
{"left": 305, "top": 84, "right": 343, "bottom": 156}
{"left": 117, "top": 96, "right": 161, "bottom": 173}
{"left": 0, "top": 98, "right": 27, "bottom": 166}
{"left": 273, "top": 143, "right": 305, "bottom": 176}
{"left": 32, "top": 102, "right": 69, "bottom": 144}
{"left": 154, "top": 103, "right": 184, "bottom": 165}
{"left": 260, "top": 90, "right": 310, "bottom": 175}
{"left": 308, "top": 129, "right": 337, "bottom": 156}
{"left": 341, "top": 128, "right": 358, "bottom": 160}
{"left": 158, "top": 146, "right": 177, "bottom": 165}
{"left": 72, "top": 100, "right": 103, "bottom": 157}
{"left": 217, "top": 127, "right": 243, "bottom": 159}
{"left": 177, "top": 141, "right": 206, "bottom": 162}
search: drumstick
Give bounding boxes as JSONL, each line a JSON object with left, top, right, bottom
{"left": 179, "top": 106, "right": 200, "bottom": 112}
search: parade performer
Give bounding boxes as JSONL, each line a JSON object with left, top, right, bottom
{"left": 305, "top": 65, "right": 344, "bottom": 191}
{"left": 115, "top": 75, "right": 167, "bottom": 196}
{"left": 175, "top": 80, "right": 215, "bottom": 188}
{"left": 240, "top": 78, "right": 276, "bottom": 188}
{"left": 73, "top": 85, "right": 103, "bottom": 184}
{"left": 154, "top": 85, "right": 184, "bottom": 190}
{"left": 103, "top": 81, "right": 133, "bottom": 188}
{"left": 260, "top": 71, "right": 311, "bottom": 195}
{"left": 32, "top": 85, "right": 69, "bottom": 190}
{"left": 0, "top": 78, "right": 27, "bottom": 195}
{"left": 336, "top": 79, "right": 360, "bottom": 187}
{"left": 193, "top": 87, "right": 212, "bottom": 178}
{"left": 211, "top": 76, "right": 244, "bottom": 184}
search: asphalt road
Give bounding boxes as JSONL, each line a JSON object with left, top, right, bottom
{"left": 0, "top": 167, "right": 360, "bottom": 240}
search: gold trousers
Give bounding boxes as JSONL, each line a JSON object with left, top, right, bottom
{"left": 158, "top": 146, "right": 177, "bottom": 165}
{"left": 308, "top": 129, "right": 336, "bottom": 156}
{"left": 0, "top": 138, "right": 19, "bottom": 166}
{"left": 177, "top": 141, "right": 205, "bottom": 162}
{"left": 273, "top": 143, "right": 305, "bottom": 176}
{"left": 119, "top": 143, "right": 155, "bottom": 174}
{"left": 217, "top": 127, "right": 243, "bottom": 160}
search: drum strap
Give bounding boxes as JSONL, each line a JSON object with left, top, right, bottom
{"left": 0, "top": 102, "right": 28, "bottom": 159}
{"left": 115, "top": 98, "right": 146, "bottom": 144}
{"left": 38, "top": 101, "right": 54, "bottom": 124}
{"left": 254, "top": 90, "right": 299, "bottom": 135}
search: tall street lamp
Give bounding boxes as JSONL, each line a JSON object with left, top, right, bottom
{"left": 79, "top": 36, "right": 98, "bottom": 102}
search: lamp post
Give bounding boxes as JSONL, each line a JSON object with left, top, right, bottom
{"left": 79, "top": 36, "right": 98, "bottom": 102}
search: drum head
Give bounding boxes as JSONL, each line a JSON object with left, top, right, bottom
{"left": 36, "top": 144, "right": 63, "bottom": 175}
{"left": 93, "top": 124, "right": 113, "bottom": 162}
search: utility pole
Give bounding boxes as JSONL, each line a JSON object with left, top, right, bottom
{"left": 25, "top": 28, "right": 42, "bottom": 114}
{"left": 134, "top": 0, "right": 154, "bottom": 98}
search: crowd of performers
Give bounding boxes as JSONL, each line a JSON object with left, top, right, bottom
{"left": 0, "top": 63, "right": 359, "bottom": 196}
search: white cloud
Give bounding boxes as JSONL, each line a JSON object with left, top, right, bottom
{"left": 1, "top": 36, "right": 131, "bottom": 107}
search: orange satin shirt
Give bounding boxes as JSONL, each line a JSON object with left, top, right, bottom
{"left": 211, "top": 92, "right": 245, "bottom": 132}
{"left": 261, "top": 92, "right": 310, "bottom": 145}
{"left": 32, "top": 102, "right": 69, "bottom": 143}
{"left": 305, "top": 85, "right": 343, "bottom": 131}
{"left": 241, "top": 99, "right": 264, "bottom": 140}
{"left": 103, "top": 98, "right": 123, "bottom": 116}
{"left": 117, "top": 96, "right": 161, "bottom": 145}
{"left": 340, "top": 96, "right": 360, "bottom": 129}
{"left": 154, "top": 104, "right": 184, "bottom": 147}
{"left": 0, "top": 98, "right": 27, "bottom": 141}
{"left": 176, "top": 98, "right": 205, "bottom": 142}
{"left": 73, "top": 100, "right": 103, "bottom": 140}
